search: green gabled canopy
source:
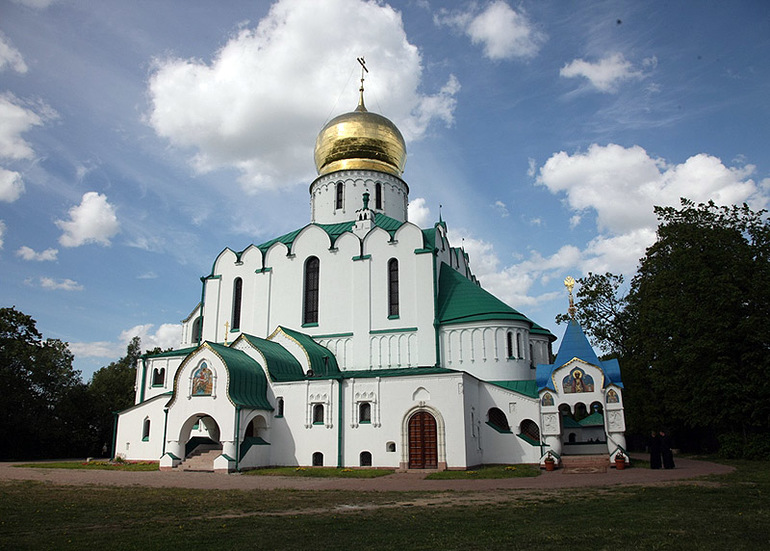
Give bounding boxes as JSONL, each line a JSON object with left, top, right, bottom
{"left": 276, "top": 326, "right": 340, "bottom": 377}
{"left": 239, "top": 334, "right": 304, "bottom": 382}
{"left": 579, "top": 412, "right": 604, "bottom": 427}
{"left": 437, "top": 263, "right": 531, "bottom": 325}
{"left": 206, "top": 342, "right": 272, "bottom": 410}
{"left": 488, "top": 380, "right": 539, "bottom": 399}
{"left": 562, "top": 416, "right": 582, "bottom": 429}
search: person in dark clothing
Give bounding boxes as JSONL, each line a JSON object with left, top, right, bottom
{"left": 648, "top": 430, "right": 662, "bottom": 469}
{"left": 659, "top": 430, "right": 675, "bottom": 469}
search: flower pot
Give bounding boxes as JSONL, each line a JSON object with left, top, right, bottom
{"left": 545, "top": 460, "right": 555, "bottom": 471}
{"left": 615, "top": 458, "right": 626, "bottom": 470}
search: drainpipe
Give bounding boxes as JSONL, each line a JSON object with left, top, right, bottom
{"left": 337, "top": 376, "right": 344, "bottom": 468}
{"left": 234, "top": 405, "right": 242, "bottom": 472}
{"left": 432, "top": 248, "right": 441, "bottom": 368}
{"left": 161, "top": 408, "right": 169, "bottom": 456}
{"left": 110, "top": 411, "right": 119, "bottom": 460}
{"left": 139, "top": 357, "right": 148, "bottom": 403}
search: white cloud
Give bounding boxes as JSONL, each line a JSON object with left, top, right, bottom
{"left": 40, "top": 277, "right": 83, "bottom": 291}
{"left": 408, "top": 197, "right": 432, "bottom": 227}
{"left": 537, "top": 144, "right": 766, "bottom": 275}
{"left": 492, "top": 200, "right": 509, "bottom": 217}
{"left": 67, "top": 341, "right": 121, "bottom": 359}
{"left": 11, "top": 0, "right": 56, "bottom": 8}
{"left": 435, "top": 1, "right": 544, "bottom": 61}
{"left": 147, "top": 0, "right": 459, "bottom": 192}
{"left": 0, "top": 94, "right": 44, "bottom": 160}
{"left": 560, "top": 53, "right": 645, "bottom": 93}
{"left": 0, "top": 220, "right": 5, "bottom": 248}
{"left": 0, "top": 168, "right": 24, "bottom": 202}
{"left": 16, "top": 245, "right": 58, "bottom": 261}
{"left": 56, "top": 191, "right": 119, "bottom": 247}
{"left": 118, "top": 323, "right": 182, "bottom": 352}
{"left": 0, "top": 33, "right": 28, "bottom": 73}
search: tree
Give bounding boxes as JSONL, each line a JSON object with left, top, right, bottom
{"left": 0, "top": 307, "right": 86, "bottom": 459}
{"left": 87, "top": 337, "right": 141, "bottom": 456}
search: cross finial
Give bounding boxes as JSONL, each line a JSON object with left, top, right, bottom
{"left": 356, "top": 56, "right": 368, "bottom": 111}
{"left": 224, "top": 321, "right": 230, "bottom": 345}
{"left": 564, "top": 276, "right": 576, "bottom": 319}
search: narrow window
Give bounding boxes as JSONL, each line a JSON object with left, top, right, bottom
{"left": 388, "top": 258, "right": 399, "bottom": 318}
{"left": 360, "top": 451, "right": 372, "bottom": 467}
{"left": 375, "top": 182, "right": 382, "bottom": 209}
{"left": 312, "top": 452, "right": 324, "bottom": 466}
{"left": 335, "top": 182, "right": 344, "bottom": 210}
{"left": 192, "top": 317, "right": 203, "bottom": 344}
{"left": 303, "top": 257, "right": 319, "bottom": 325}
{"left": 313, "top": 404, "right": 324, "bottom": 424}
{"left": 276, "top": 397, "right": 285, "bottom": 417}
{"left": 529, "top": 343, "right": 535, "bottom": 368}
{"left": 152, "top": 368, "right": 165, "bottom": 387}
{"left": 231, "top": 277, "right": 243, "bottom": 330}
{"left": 516, "top": 333, "right": 522, "bottom": 358}
{"left": 142, "top": 418, "right": 151, "bottom": 441}
{"left": 506, "top": 332, "right": 513, "bottom": 359}
{"left": 359, "top": 402, "right": 371, "bottom": 424}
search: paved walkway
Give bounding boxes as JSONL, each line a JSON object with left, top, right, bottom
{"left": 0, "top": 455, "right": 733, "bottom": 492}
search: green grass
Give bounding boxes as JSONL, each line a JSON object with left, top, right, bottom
{"left": 13, "top": 461, "right": 159, "bottom": 471}
{"left": 1, "top": 459, "right": 769, "bottom": 550}
{"left": 243, "top": 466, "right": 394, "bottom": 478}
{"left": 426, "top": 464, "right": 540, "bottom": 479}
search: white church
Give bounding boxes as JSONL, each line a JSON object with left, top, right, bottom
{"left": 114, "top": 77, "right": 627, "bottom": 472}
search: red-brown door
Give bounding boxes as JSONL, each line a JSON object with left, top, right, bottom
{"left": 408, "top": 411, "right": 437, "bottom": 469}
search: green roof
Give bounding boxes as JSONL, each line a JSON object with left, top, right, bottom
{"left": 437, "top": 263, "right": 532, "bottom": 326}
{"left": 579, "top": 412, "right": 604, "bottom": 427}
{"left": 206, "top": 342, "right": 272, "bottom": 410}
{"left": 142, "top": 346, "right": 198, "bottom": 359}
{"left": 337, "top": 366, "right": 455, "bottom": 379}
{"left": 488, "top": 379, "right": 539, "bottom": 399}
{"left": 239, "top": 334, "right": 305, "bottom": 382}
{"left": 277, "top": 326, "right": 340, "bottom": 377}
{"left": 563, "top": 416, "right": 582, "bottom": 429}
{"left": 256, "top": 213, "right": 406, "bottom": 255}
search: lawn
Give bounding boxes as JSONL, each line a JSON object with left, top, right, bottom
{"left": 1, "top": 459, "right": 768, "bottom": 550}
{"left": 13, "top": 460, "right": 159, "bottom": 471}
{"left": 243, "top": 466, "right": 395, "bottom": 478}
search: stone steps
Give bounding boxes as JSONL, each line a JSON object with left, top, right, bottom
{"left": 560, "top": 454, "right": 610, "bottom": 469}
{"left": 179, "top": 445, "right": 222, "bottom": 472}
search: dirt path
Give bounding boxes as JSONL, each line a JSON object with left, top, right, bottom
{"left": 0, "top": 455, "right": 733, "bottom": 493}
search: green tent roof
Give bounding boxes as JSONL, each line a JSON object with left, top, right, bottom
{"left": 277, "top": 326, "right": 340, "bottom": 377}
{"left": 579, "top": 412, "right": 604, "bottom": 427}
{"left": 239, "top": 334, "right": 305, "bottom": 382}
{"left": 437, "top": 263, "right": 531, "bottom": 325}
{"left": 488, "top": 379, "right": 539, "bottom": 399}
{"left": 206, "top": 342, "right": 272, "bottom": 410}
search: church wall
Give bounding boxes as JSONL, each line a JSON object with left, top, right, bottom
{"left": 114, "top": 394, "right": 167, "bottom": 461}
{"left": 310, "top": 172, "right": 408, "bottom": 224}
{"left": 476, "top": 384, "right": 542, "bottom": 465}
{"left": 440, "top": 321, "right": 535, "bottom": 381}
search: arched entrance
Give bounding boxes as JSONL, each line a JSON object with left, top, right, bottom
{"left": 408, "top": 411, "right": 437, "bottom": 469}
{"left": 180, "top": 415, "right": 222, "bottom": 458}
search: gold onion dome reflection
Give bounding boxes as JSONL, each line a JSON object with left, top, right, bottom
{"left": 314, "top": 94, "right": 407, "bottom": 177}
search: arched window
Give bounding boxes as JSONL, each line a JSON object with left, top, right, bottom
{"left": 303, "top": 257, "right": 319, "bottom": 325}
{"left": 335, "top": 182, "right": 344, "bottom": 210}
{"left": 276, "top": 397, "right": 284, "bottom": 417}
{"left": 231, "top": 277, "right": 242, "bottom": 330}
{"left": 312, "top": 452, "right": 324, "bottom": 466}
{"left": 487, "top": 407, "right": 511, "bottom": 432}
{"left": 313, "top": 404, "right": 324, "bottom": 425}
{"left": 388, "top": 258, "right": 399, "bottom": 318}
{"left": 142, "top": 418, "right": 151, "bottom": 441}
{"left": 375, "top": 182, "right": 382, "bottom": 209}
{"left": 359, "top": 402, "right": 371, "bottom": 424}
{"left": 520, "top": 419, "right": 540, "bottom": 442}
{"left": 386, "top": 441, "right": 396, "bottom": 453}
{"left": 516, "top": 333, "right": 522, "bottom": 359}
{"left": 506, "top": 332, "right": 513, "bottom": 359}
{"left": 360, "top": 451, "right": 372, "bottom": 467}
{"left": 192, "top": 316, "right": 203, "bottom": 344}
{"left": 152, "top": 367, "right": 165, "bottom": 387}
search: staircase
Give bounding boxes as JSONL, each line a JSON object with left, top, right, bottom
{"left": 560, "top": 454, "right": 610, "bottom": 473}
{"left": 179, "top": 444, "right": 223, "bottom": 472}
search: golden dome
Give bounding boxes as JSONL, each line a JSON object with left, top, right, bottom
{"left": 314, "top": 97, "right": 407, "bottom": 177}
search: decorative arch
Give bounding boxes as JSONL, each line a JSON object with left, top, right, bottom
{"left": 562, "top": 367, "right": 595, "bottom": 393}
{"left": 487, "top": 407, "right": 510, "bottom": 432}
{"left": 191, "top": 361, "right": 214, "bottom": 397}
{"left": 606, "top": 388, "right": 620, "bottom": 404}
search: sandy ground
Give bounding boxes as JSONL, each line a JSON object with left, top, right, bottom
{"left": 0, "top": 455, "right": 733, "bottom": 493}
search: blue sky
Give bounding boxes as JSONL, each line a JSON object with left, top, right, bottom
{"left": 2, "top": 0, "right": 768, "bottom": 380}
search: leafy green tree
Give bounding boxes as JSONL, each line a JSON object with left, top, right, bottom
{"left": 87, "top": 337, "right": 141, "bottom": 456}
{"left": 0, "top": 307, "right": 86, "bottom": 459}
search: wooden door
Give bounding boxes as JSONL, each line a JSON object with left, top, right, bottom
{"left": 408, "top": 411, "right": 437, "bottom": 469}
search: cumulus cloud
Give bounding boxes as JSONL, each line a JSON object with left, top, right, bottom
{"left": 435, "top": 1, "right": 545, "bottom": 61}
{"left": 56, "top": 191, "right": 120, "bottom": 247}
{"left": 147, "top": 0, "right": 459, "bottom": 192}
{"left": 39, "top": 277, "right": 83, "bottom": 291}
{"left": 537, "top": 143, "right": 766, "bottom": 274}
{"left": 560, "top": 53, "right": 649, "bottom": 93}
{"left": 16, "top": 245, "right": 58, "bottom": 261}
{"left": 408, "top": 197, "right": 432, "bottom": 227}
{"left": 69, "top": 322, "right": 183, "bottom": 361}
{"left": 0, "top": 33, "right": 27, "bottom": 73}
{"left": 492, "top": 200, "right": 509, "bottom": 217}
{"left": 0, "top": 168, "right": 24, "bottom": 202}
{"left": 0, "top": 94, "right": 46, "bottom": 160}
